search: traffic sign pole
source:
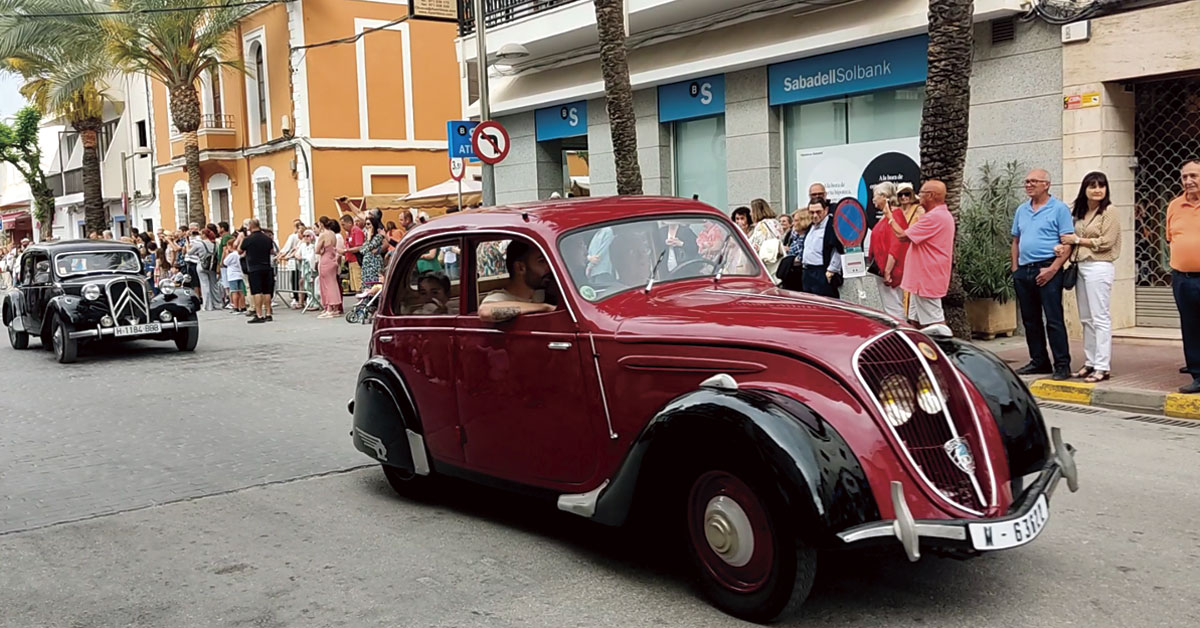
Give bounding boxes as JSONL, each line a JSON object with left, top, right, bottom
{"left": 473, "top": 0, "right": 494, "bottom": 206}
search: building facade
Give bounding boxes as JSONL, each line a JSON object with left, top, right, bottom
{"left": 151, "top": 0, "right": 461, "bottom": 235}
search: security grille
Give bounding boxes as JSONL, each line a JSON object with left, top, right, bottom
{"left": 1133, "top": 77, "right": 1200, "bottom": 327}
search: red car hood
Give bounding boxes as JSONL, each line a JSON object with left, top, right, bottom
{"left": 609, "top": 282, "right": 901, "bottom": 375}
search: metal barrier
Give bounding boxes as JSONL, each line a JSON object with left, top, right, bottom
{"left": 273, "top": 261, "right": 321, "bottom": 312}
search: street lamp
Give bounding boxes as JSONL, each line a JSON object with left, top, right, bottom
{"left": 120, "top": 147, "right": 151, "bottom": 234}
{"left": 473, "top": 0, "right": 529, "bottom": 206}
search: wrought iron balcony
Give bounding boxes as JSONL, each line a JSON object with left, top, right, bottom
{"left": 457, "top": 0, "right": 583, "bottom": 36}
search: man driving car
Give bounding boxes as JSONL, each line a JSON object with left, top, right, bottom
{"left": 478, "top": 240, "right": 557, "bottom": 322}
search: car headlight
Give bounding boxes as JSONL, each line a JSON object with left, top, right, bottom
{"left": 82, "top": 284, "right": 101, "bottom": 300}
{"left": 915, "top": 372, "right": 949, "bottom": 415}
{"left": 877, "top": 374, "right": 915, "bottom": 427}
{"left": 159, "top": 280, "right": 175, "bottom": 295}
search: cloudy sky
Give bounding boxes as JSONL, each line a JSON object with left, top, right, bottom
{"left": 0, "top": 72, "right": 29, "bottom": 119}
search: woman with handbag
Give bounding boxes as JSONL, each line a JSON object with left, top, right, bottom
{"left": 1056, "top": 171, "right": 1121, "bottom": 383}
{"left": 748, "top": 198, "right": 785, "bottom": 281}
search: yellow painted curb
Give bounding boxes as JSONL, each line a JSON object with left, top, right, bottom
{"left": 1164, "top": 394, "right": 1200, "bottom": 421}
{"left": 1028, "top": 379, "right": 1095, "bottom": 405}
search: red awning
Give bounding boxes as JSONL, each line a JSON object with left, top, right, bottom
{"left": 1, "top": 211, "right": 32, "bottom": 230}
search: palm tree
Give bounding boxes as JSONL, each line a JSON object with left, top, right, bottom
{"left": 102, "top": 0, "right": 252, "bottom": 226}
{"left": 0, "top": 0, "right": 111, "bottom": 236}
{"left": 593, "top": 0, "right": 641, "bottom": 195}
{"left": 921, "top": 0, "right": 974, "bottom": 337}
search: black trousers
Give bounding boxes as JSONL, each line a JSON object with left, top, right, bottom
{"left": 1173, "top": 271, "right": 1200, "bottom": 380}
{"left": 1013, "top": 261, "right": 1071, "bottom": 372}
{"left": 801, "top": 266, "right": 839, "bottom": 298}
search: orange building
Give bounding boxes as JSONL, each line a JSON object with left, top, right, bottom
{"left": 151, "top": 0, "right": 461, "bottom": 236}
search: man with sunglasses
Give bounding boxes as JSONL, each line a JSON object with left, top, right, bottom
{"left": 808, "top": 182, "right": 827, "bottom": 205}
{"left": 1011, "top": 169, "right": 1075, "bottom": 380}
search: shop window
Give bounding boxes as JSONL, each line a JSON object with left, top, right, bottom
{"left": 783, "top": 86, "right": 925, "bottom": 211}
{"left": 673, "top": 116, "right": 727, "bottom": 212}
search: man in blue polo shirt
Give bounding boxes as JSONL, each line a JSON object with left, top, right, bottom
{"left": 1011, "top": 169, "right": 1075, "bottom": 380}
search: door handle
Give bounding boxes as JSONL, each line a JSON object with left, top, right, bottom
{"left": 547, "top": 342, "right": 572, "bottom": 351}
{"left": 378, "top": 335, "right": 394, "bottom": 343}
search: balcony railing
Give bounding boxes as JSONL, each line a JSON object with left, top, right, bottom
{"left": 201, "top": 113, "right": 235, "bottom": 130}
{"left": 457, "top": 0, "right": 582, "bottom": 36}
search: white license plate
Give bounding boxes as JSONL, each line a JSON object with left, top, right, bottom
{"left": 968, "top": 494, "right": 1050, "bottom": 550}
{"left": 113, "top": 323, "right": 161, "bottom": 337}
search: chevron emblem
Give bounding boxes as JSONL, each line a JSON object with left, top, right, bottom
{"left": 107, "top": 279, "right": 149, "bottom": 324}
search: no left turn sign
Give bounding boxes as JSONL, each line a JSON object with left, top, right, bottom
{"left": 471, "top": 121, "right": 510, "bottom": 165}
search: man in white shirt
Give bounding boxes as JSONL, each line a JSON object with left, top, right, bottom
{"left": 478, "top": 239, "right": 556, "bottom": 322}
{"left": 800, "top": 199, "right": 843, "bottom": 298}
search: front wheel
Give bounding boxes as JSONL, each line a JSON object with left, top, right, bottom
{"left": 174, "top": 321, "right": 199, "bottom": 352}
{"left": 345, "top": 308, "right": 362, "bottom": 324}
{"left": 7, "top": 323, "right": 29, "bottom": 350}
{"left": 381, "top": 464, "right": 430, "bottom": 498}
{"left": 685, "top": 468, "right": 816, "bottom": 623}
{"left": 50, "top": 316, "right": 78, "bottom": 364}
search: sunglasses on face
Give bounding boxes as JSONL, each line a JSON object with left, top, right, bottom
{"left": 898, "top": 192, "right": 913, "bottom": 197}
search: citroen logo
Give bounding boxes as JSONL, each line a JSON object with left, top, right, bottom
{"left": 108, "top": 279, "right": 149, "bottom": 323}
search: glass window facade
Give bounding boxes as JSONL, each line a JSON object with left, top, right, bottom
{"left": 673, "top": 116, "right": 727, "bottom": 213}
{"left": 783, "top": 86, "right": 925, "bottom": 211}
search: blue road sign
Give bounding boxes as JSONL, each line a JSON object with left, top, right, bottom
{"left": 833, "top": 198, "right": 867, "bottom": 248}
{"left": 448, "top": 120, "right": 478, "bottom": 159}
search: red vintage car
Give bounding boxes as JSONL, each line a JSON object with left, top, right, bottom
{"left": 349, "top": 196, "right": 1079, "bottom": 623}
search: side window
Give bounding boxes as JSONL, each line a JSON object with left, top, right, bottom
{"left": 24, "top": 254, "right": 44, "bottom": 285}
{"left": 473, "top": 238, "right": 511, "bottom": 310}
{"left": 391, "top": 239, "right": 461, "bottom": 316}
{"left": 472, "top": 236, "right": 561, "bottom": 312}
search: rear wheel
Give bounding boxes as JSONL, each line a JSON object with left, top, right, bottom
{"left": 345, "top": 308, "right": 362, "bottom": 324}
{"left": 685, "top": 466, "right": 816, "bottom": 623}
{"left": 7, "top": 322, "right": 28, "bottom": 350}
{"left": 50, "top": 317, "right": 77, "bottom": 364}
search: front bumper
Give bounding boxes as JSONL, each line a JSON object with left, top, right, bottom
{"left": 837, "top": 427, "right": 1079, "bottom": 561}
{"left": 69, "top": 319, "right": 198, "bottom": 340}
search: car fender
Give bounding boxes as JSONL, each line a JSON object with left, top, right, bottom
{"left": 152, "top": 293, "right": 200, "bottom": 320}
{"left": 591, "top": 386, "right": 880, "bottom": 547}
{"left": 44, "top": 294, "right": 85, "bottom": 333}
{"left": 935, "top": 337, "right": 1051, "bottom": 482}
{"left": 348, "top": 357, "right": 429, "bottom": 475}
{"left": 2, "top": 292, "right": 25, "bottom": 330}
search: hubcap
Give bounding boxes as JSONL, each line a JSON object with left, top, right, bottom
{"left": 687, "top": 470, "right": 775, "bottom": 594}
{"left": 53, "top": 324, "right": 63, "bottom": 354}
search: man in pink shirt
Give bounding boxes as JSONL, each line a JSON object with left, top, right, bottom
{"left": 885, "top": 179, "right": 955, "bottom": 326}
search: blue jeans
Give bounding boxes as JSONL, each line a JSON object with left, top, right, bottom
{"left": 1013, "top": 260, "right": 1071, "bottom": 372}
{"left": 1173, "top": 271, "right": 1200, "bottom": 380}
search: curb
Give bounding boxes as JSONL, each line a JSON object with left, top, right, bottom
{"left": 1026, "top": 378, "right": 1200, "bottom": 420}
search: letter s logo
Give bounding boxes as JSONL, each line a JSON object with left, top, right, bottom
{"left": 699, "top": 82, "right": 713, "bottom": 106}
{"left": 568, "top": 107, "right": 579, "bottom": 127}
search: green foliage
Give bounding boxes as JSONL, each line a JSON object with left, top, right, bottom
{"left": 0, "top": 106, "right": 55, "bottom": 229}
{"left": 957, "top": 161, "right": 1024, "bottom": 303}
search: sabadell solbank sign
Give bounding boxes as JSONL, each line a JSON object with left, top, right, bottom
{"left": 768, "top": 36, "right": 928, "bottom": 106}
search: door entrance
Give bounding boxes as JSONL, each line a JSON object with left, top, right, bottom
{"left": 211, "top": 188, "right": 231, "bottom": 226}
{"left": 1134, "top": 76, "right": 1200, "bottom": 327}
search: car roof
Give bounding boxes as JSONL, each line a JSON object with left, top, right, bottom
{"left": 25, "top": 239, "right": 140, "bottom": 255}
{"left": 418, "top": 196, "right": 728, "bottom": 237}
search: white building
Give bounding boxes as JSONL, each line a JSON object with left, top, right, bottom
{"left": 43, "top": 73, "right": 160, "bottom": 240}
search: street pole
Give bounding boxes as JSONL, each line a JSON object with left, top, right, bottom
{"left": 473, "top": 0, "right": 494, "bottom": 206}
{"left": 120, "top": 151, "right": 130, "bottom": 236}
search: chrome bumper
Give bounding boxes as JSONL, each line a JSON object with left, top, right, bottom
{"left": 69, "top": 319, "right": 198, "bottom": 340}
{"left": 837, "top": 427, "right": 1079, "bottom": 561}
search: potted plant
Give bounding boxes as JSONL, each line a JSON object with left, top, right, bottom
{"left": 957, "top": 162, "right": 1021, "bottom": 338}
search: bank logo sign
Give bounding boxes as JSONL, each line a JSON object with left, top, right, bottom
{"left": 768, "top": 36, "right": 928, "bottom": 106}
{"left": 658, "top": 74, "right": 725, "bottom": 123}
{"left": 535, "top": 100, "right": 588, "bottom": 142}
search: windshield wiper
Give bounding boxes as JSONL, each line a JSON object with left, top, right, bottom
{"left": 643, "top": 248, "right": 669, "bottom": 293}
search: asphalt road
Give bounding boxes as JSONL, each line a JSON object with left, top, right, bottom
{"left": 2, "top": 308, "right": 1199, "bottom": 627}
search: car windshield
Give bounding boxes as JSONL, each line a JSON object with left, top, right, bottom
{"left": 54, "top": 251, "right": 141, "bottom": 277}
{"left": 558, "top": 215, "right": 758, "bottom": 302}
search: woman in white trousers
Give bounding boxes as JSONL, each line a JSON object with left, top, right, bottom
{"left": 1057, "top": 171, "right": 1121, "bottom": 383}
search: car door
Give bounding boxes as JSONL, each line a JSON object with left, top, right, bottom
{"left": 454, "top": 235, "right": 602, "bottom": 487}
{"left": 23, "top": 253, "right": 50, "bottom": 334}
{"left": 373, "top": 236, "right": 466, "bottom": 465}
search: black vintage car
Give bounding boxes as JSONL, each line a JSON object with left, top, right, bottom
{"left": 1, "top": 240, "right": 200, "bottom": 363}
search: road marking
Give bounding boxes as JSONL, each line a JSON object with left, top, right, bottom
{"left": 1029, "top": 379, "right": 1095, "bottom": 405}
{"left": 1164, "top": 393, "right": 1200, "bottom": 421}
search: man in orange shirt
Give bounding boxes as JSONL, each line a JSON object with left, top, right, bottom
{"left": 1168, "top": 160, "right": 1200, "bottom": 394}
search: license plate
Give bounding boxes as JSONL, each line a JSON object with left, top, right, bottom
{"left": 113, "top": 323, "right": 161, "bottom": 337}
{"left": 968, "top": 494, "right": 1049, "bottom": 550}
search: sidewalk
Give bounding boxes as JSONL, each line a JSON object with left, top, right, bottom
{"left": 975, "top": 334, "right": 1200, "bottom": 420}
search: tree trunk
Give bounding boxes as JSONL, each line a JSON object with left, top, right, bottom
{"left": 593, "top": 0, "right": 642, "bottom": 196}
{"left": 33, "top": 182, "right": 55, "bottom": 240}
{"left": 169, "top": 83, "right": 206, "bottom": 227}
{"left": 75, "top": 119, "right": 106, "bottom": 236}
{"left": 921, "top": 0, "right": 974, "bottom": 338}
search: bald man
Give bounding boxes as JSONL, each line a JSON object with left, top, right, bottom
{"left": 1011, "top": 168, "right": 1074, "bottom": 380}
{"left": 808, "top": 182, "right": 827, "bottom": 205}
{"left": 886, "top": 180, "right": 955, "bottom": 326}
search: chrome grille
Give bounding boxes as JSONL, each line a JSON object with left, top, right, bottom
{"left": 854, "top": 331, "right": 992, "bottom": 514}
{"left": 106, "top": 277, "right": 150, "bottom": 326}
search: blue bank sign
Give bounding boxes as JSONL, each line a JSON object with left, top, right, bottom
{"left": 658, "top": 75, "right": 725, "bottom": 123}
{"left": 768, "top": 35, "right": 928, "bottom": 106}
{"left": 535, "top": 101, "right": 587, "bottom": 141}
